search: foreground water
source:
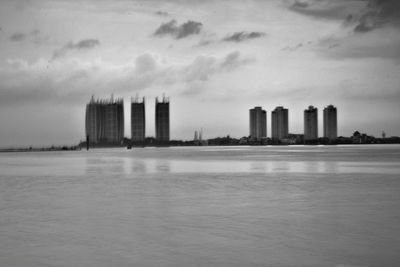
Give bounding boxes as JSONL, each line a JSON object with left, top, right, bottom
{"left": 1, "top": 145, "right": 400, "bottom": 267}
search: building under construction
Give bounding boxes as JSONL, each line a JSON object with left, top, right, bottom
{"left": 155, "top": 96, "right": 170, "bottom": 142}
{"left": 85, "top": 95, "right": 124, "bottom": 144}
{"left": 131, "top": 96, "right": 145, "bottom": 142}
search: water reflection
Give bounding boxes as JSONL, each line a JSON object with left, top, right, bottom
{"left": 131, "top": 160, "right": 146, "bottom": 173}
{"left": 123, "top": 159, "right": 339, "bottom": 174}
{"left": 155, "top": 160, "right": 171, "bottom": 173}
{"left": 322, "top": 161, "right": 339, "bottom": 173}
{"left": 123, "top": 159, "right": 398, "bottom": 175}
{"left": 85, "top": 156, "right": 125, "bottom": 175}
{"left": 83, "top": 147, "right": 400, "bottom": 176}
{"left": 250, "top": 161, "right": 268, "bottom": 172}
{"left": 2, "top": 146, "right": 400, "bottom": 267}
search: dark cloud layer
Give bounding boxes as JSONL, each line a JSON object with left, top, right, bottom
{"left": 289, "top": 0, "right": 400, "bottom": 33}
{"left": 10, "top": 33, "right": 26, "bottom": 42}
{"left": 289, "top": 0, "right": 357, "bottom": 20}
{"left": 223, "top": 31, "right": 266, "bottom": 42}
{"left": 354, "top": 0, "right": 400, "bottom": 33}
{"left": 9, "top": 30, "right": 40, "bottom": 42}
{"left": 52, "top": 39, "right": 100, "bottom": 60}
{"left": 154, "top": 20, "right": 202, "bottom": 39}
{"left": 292, "top": 0, "right": 309, "bottom": 8}
{"left": 155, "top": 11, "right": 169, "bottom": 16}
{"left": 72, "top": 39, "right": 100, "bottom": 49}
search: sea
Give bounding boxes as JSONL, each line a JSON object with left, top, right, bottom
{"left": 1, "top": 145, "right": 400, "bottom": 267}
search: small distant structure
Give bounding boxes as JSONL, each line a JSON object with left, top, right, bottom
{"left": 193, "top": 128, "right": 207, "bottom": 146}
{"left": 382, "top": 131, "right": 386, "bottom": 139}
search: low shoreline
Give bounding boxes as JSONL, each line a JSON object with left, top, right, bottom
{"left": 0, "top": 146, "right": 81, "bottom": 153}
{"left": 1, "top": 142, "right": 400, "bottom": 153}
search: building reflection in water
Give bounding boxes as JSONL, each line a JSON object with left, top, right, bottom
{"left": 85, "top": 156, "right": 125, "bottom": 175}
{"left": 85, "top": 155, "right": 343, "bottom": 176}
{"left": 322, "top": 160, "right": 339, "bottom": 173}
{"left": 131, "top": 160, "right": 147, "bottom": 173}
{"left": 155, "top": 160, "right": 171, "bottom": 173}
{"left": 250, "top": 161, "right": 268, "bottom": 173}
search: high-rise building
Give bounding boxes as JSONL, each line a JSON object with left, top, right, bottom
{"left": 155, "top": 96, "right": 170, "bottom": 141}
{"left": 304, "top": 106, "right": 318, "bottom": 140}
{"left": 271, "top": 106, "right": 288, "bottom": 140}
{"left": 131, "top": 96, "right": 145, "bottom": 142}
{"left": 249, "top": 107, "right": 266, "bottom": 140}
{"left": 85, "top": 95, "right": 124, "bottom": 144}
{"left": 323, "top": 105, "right": 337, "bottom": 140}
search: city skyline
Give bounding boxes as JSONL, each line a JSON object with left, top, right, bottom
{"left": 0, "top": 0, "right": 399, "bottom": 146}
{"left": 86, "top": 95, "right": 339, "bottom": 142}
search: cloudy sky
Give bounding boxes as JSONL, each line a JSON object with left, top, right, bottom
{"left": 0, "top": 0, "right": 399, "bottom": 146}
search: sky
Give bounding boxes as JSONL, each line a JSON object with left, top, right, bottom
{"left": 0, "top": 0, "right": 399, "bottom": 146}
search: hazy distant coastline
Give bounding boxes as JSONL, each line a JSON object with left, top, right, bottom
{"left": 2, "top": 134, "right": 400, "bottom": 153}
{"left": 0, "top": 146, "right": 81, "bottom": 153}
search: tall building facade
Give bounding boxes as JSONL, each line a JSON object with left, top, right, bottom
{"left": 249, "top": 107, "right": 266, "bottom": 140}
{"left": 323, "top": 105, "right": 337, "bottom": 140}
{"left": 271, "top": 106, "right": 288, "bottom": 140}
{"left": 304, "top": 106, "right": 318, "bottom": 140}
{"left": 155, "top": 96, "right": 170, "bottom": 141}
{"left": 85, "top": 95, "right": 124, "bottom": 144}
{"left": 131, "top": 96, "right": 145, "bottom": 142}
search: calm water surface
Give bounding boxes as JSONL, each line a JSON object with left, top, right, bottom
{"left": 1, "top": 145, "right": 400, "bottom": 267}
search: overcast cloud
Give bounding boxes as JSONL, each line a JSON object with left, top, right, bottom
{"left": 0, "top": 0, "right": 399, "bottom": 146}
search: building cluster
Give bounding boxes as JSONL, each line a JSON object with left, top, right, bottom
{"left": 85, "top": 95, "right": 169, "bottom": 145}
{"left": 85, "top": 95, "right": 337, "bottom": 146}
{"left": 249, "top": 105, "right": 337, "bottom": 143}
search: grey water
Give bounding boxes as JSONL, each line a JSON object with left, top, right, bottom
{"left": 1, "top": 145, "right": 400, "bottom": 267}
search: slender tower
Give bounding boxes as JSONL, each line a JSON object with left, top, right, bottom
{"left": 304, "top": 106, "right": 318, "bottom": 141}
{"left": 131, "top": 96, "right": 145, "bottom": 142}
{"left": 271, "top": 106, "right": 289, "bottom": 140}
{"left": 85, "top": 95, "right": 101, "bottom": 144}
{"left": 323, "top": 105, "right": 337, "bottom": 140}
{"left": 249, "top": 107, "right": 267, "bottom": 140}
{"left": 103, "top": 96, "right": 124, "bottom": 143}
{"left": 155, "top": 95, "right": 170, "bottom": 141}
